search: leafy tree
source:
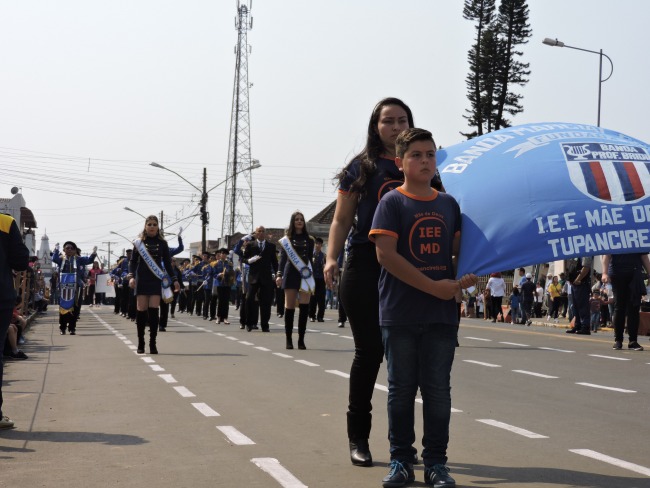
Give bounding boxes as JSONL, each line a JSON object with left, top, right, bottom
{"left": 462, "top": 0, "right": 531, "bottom": 138}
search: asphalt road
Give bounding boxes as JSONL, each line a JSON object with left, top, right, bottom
{"left": 2, "top": 305, "right": 649, "bottom": 487}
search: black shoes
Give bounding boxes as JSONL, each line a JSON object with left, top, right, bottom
{"left": 349, "top": 440, "right": 373, "bottom": 467}
{"left": 424, "top": 464, "right": 456, "bottom": 487}
{"left": 69, "top": 330, "right": 76, "bottom": 335}
{"left": 286, "top": 339, "right": 293, "bottom": 350}
{"left": 159, "top": 327, "right": 166, "bottom": 332}
{"left": 150, "top": 345, "right": 158, "bottom": 354}
{"left": 613, "top": 341, "right": 623, "bottom": 350}
{"left": 338, "top": 322, "right": 345, "bottom": 328}
{"left": 628, "top": 341, "right": 644, "bottom": 351}
{"left": 60, "top": 329, "right": 66, "bottom": 335}
{"left": 382, "top": 460, "right": 414, "bottom": 487}
{"left": 566, "top": 328, "right": 577, "bottom": 334}
{"left": 576, "top": 329, "right": 591, "bottom": 335}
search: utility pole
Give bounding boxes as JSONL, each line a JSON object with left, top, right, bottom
{"left": 101, "top": 240, "right": 118, "bottom": 268}
{"left": 200, "top": 167, "right": 208, "bottom": 253}
{"left": 222, "top": 0, "right": 255, "bottom": 239}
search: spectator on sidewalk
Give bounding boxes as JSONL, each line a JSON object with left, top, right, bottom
{"left": 0, "top": 213, "right": 30, "bottom": 430}
{"left": 566, "top": 257, "right": 593, "bottom": 335}
{"left": 589, "top": 290, "right": 602, "bottom": 333}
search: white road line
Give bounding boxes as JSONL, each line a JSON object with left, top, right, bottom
{"left": 239, "top": 341, "right": 254, "bottom": 345}
{"left": 513, "top": 370, "right": 558, "bottom": 379}
{"left": 413, "top": 398, "right": 462, "bottom": 413}
{"left": 500, "top": 342, "right": 529, "bottom": 347}
{"left": 149, "top": 365, "right": 165, "bottom": 372}
{"left": 191, "top": 402, "right": 220, "bottom": 417}
{"left": 226, "top": 336, "right": 238, "bottom": 341}
{"left": 215, "top": 333, "right": 225, "bottom": 337}
{"left": 321, "top": 332, "right": 339, "bottom": 336}
{"left": 463, "top": 360, "right": 501, "bottom": 368}
{"left": 141, "top": 357, "right": 155, "bottom": 363}
{"left": 465, "top": 337, "right": 492, "bottom": 342}
{"left": 255, "top": 346, "right": 271, "bottom": 352}
{"left": 158, "top": 374, "right": 177, "bottom": 384}
{"left": 216, "top": 426, "right": 255, "bottom": 445}
{"left": 123, "top": 339, "right": 133, "bottom": 345}
{"left": 273, "top": 353, "right": 293, "bottom": 359}
{"left": 251, "top": 458, "right": 307, "bottom": 488}
{"left": 117, "top": 335, "right": 127, "bottom": 340}
{"left": 576, "top": 382, "right": 636, "bottom": 393}
{"left": 569, "top": 449, "right": 650, "bottom": 477}
{"left": 589, "top": 354, "right": 631, "bottom": 361}
{"left": 326, "top": 370, "right": 350, "bottom": 378}
{"left": 341, "top": 335, "right": 354, "bottom": 340}
{"left": 538, "top": 347, "right": 574, "bottom": 353}
{"left": 476, "top": 419, "right": 548, "bottom": 439}
{"left": 173, "top": 386, "right": 196, "bottom": 398}
{"left": 294, "top": 359, "right": 319, "bottom": 367}
{"left": 127, "top": 345, "right": 137, "bottom": 350}
{"left": 374, "top": 383, "right": 388, "bottom": 392}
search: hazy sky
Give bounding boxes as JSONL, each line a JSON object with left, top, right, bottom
{"left": 1, "top": 0, "right": 648, "bottom": 262}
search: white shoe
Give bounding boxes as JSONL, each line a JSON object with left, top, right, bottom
{"left": 0, "top": 415, "right": 15, "bottom": 430}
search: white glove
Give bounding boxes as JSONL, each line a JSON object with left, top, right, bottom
{"left": 248, "top": 255, "right": 261, "bottom": 264}
{"left": 243, "top": 235, "right": 253, "bottom": 242}
{"left": 54, "top": 243, "right": 60, "bottom": 251}
{"left": 92, "top": 246, "right": 98, "bottom": 253}
{"left": 202, "top": 280, "right": 208, "bottom": 287}
{"left": 178, "top": 226, "right": 183, "bottom": 237}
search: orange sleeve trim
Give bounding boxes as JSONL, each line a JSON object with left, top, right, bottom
{"left": 368, "top": 229, "right": 398, "bottom": 242}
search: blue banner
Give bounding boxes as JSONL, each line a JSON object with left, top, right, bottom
{"left": 437, "top": 122, "right": 650, "bottom": 276}
{"left": 59, "top": 272, "right": 77, "bottom": 313}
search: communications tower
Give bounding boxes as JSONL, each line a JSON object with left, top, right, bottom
{"left": 222, "top": 0, "right": 255, "bottom": 240}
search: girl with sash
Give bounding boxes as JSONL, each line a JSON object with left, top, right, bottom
{"left": 275, "top": 211, "right": 315, "bottom": 350}
{"left": 128, "top": 215, "right": 179, "bottom": 354}
{"left": 52, "top": 241, "right": 97, "bottom": 335}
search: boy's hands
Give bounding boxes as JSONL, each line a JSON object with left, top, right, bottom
{"left": 459, "top": 273, "right": 478, "bottom": 289}
{"left": 430, "top": 274, "right": 478, "bottom": 301}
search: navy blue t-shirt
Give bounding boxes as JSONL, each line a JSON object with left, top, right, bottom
{"left": 370, "top": 187, "right": 461, "bottom": 327}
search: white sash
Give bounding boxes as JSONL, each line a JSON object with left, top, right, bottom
{"left": 279, "top": 236, "right": 315, "bottom": 294}
{"left": 134, "top": 239, "right": 174, "bottom": 303}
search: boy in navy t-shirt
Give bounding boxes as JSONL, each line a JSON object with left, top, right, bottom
{"left": 370, "top": 128, "right": 476, "bottom": 488}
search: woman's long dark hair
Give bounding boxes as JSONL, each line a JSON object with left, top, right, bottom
{"left": 138, "top": 215, "right": 166, "bottom": 241}
{"left": 335, "top": 97, "right": 414, "bottom": 194}
{"left": 286, "top": 211, "right": 310, "bottom": 239}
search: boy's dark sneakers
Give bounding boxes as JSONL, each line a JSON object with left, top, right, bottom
{"left": 424, "top": 464, "right": 456, "bottom": 487}
{"left": 382, "top": 460, "right": 414, "bottom": 488}
{"left": 10, "top": 350, "right": 28, "bottom": 360}
{"left": 613, "top": 341, "right": 623, "bottom": 350}
{"left": 628, "top": 341, "right": 644, "bottom": 351}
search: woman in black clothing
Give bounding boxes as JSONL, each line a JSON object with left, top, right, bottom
{"left": 324, "top": 97, "right": 444, "bottom": 467}
{"left": 128, "top": 215, "right": 179, "bottom": 354}
{"left": 275, "top": 211, "right": 314, "bottom": 350}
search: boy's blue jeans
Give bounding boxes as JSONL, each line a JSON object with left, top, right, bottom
{"left": 381, "top": 323, "right": 456, "bottom": 466}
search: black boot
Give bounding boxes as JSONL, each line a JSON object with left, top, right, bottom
{"left": 148, "top": 307, "right": 159, "bottom": 354}
{"left": 284, "top": 308, "right": 295, "bottom": 349}
{"left": 349, "top": 439, "right": 373, "bottom": 467}
{"left": 136, "top": 310, "right": 148, "bottom": 353}
{"left": 298, "top": 303, "right": 309, "bottom": 349}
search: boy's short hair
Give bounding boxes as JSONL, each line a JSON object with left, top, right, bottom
{"left": 315, "top": 237, "right": 323, "bottom": 244}
{"left": 395, "top": 128, "right": 436, "bottom": 159}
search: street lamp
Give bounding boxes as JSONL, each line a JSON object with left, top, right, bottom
{"left": 124, "top": 207, "right": 147, "bottom": 219}
{"left": 150, "top": 161, "right": 261, "bottom": 254}
{"left": 542, "top": 38, "right": 614, "bottom": 127}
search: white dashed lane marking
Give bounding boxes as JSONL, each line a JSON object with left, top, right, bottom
{"left": 326, "top": 370, "right": 349, "bottom": 378}
{"left": 294, "top": 359, "right": 319, "bottom": 367}
{"left": 191, "top": 402, "right": 220, "bottom": 417}
{"left": 463, "top": 360, "right": 501, "bottom": 368}
{"left": 173, "top": 386, "right": 196, "bottom": 398}
{"left": 273, "top": 353, "right": 293, "bottom": 359}
{"left": 251, "top": 458, "right": 308, "bottom": 488}
{"left": 500, "top": 342, "right": 530, "bottom": 347}
{"left": 149, "top": 365, "right": 165, "bottom": 372}
{"left": 569, "top": 449, "right": 650, "bottom": 477}
{"left": 216, "top": 426, "right": 255, "bottom": 445}
{"left": 141, "top": 357, "right": 155, "bottom": 363}
{"left": 576, "top": 382, "right": 636, "bottom": 393}
{"left": 158, "top": 374, "right": 177, "bottom": 384}
{"left": 465, "top": 337, "right": 492, "bottom": 342}
{"left": 477, "top": 419, "right": 549, "bottom": 439}
{"left": 255, "top": 346, "right": 271, "bottom": 351}
{"left": 538, "top": 347, "right": 574, "bottom": 353}
{"left": 589, "top": 354, "right": 631, "bottom": 361}
{"left": 512, "top": 370, "right": 558, "bottom": 379}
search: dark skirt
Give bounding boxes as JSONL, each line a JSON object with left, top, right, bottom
{"left": 281, "top": 264, "right": 303, "bottom": 290}
{"left": 136, "top": 274, "right": 161, "bottom": 296}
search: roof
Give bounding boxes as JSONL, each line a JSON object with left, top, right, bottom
{"left": 308, "top": 200, "right": 336, "bottom": 225}
{"left": 21, "top": 207, "right": 37, "bottom": 228}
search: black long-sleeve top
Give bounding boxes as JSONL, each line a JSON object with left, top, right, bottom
{"left": 278, "top": 233, "right": 314, "bottom": 277}
{"left": 129, "top": 236, "right": 177, "bottom": 283}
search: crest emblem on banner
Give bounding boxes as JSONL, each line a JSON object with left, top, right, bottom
{"left": 562, "top": 142, "right": 650, "bottom": 205}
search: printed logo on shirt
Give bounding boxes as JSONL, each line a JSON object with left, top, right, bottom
{"left": 408, "top": 212, "right": 449, "bottom": 269}
{"left": 377, "top": 178, "right": 403, "bottom": 202}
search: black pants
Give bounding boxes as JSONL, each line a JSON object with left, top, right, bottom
{"left": 275, "top": 286, "right": 285, "bottom": 316}
{"left": 611, "top": 271, "right": 641, "bottom": 342}
{"left": 113, "top": 284, "right": 121, "bottom": 313}
{"left": 160, "top": 301, "right": 169, "bottom": 329}
{"left": 339, "top": 243, "right": 384, "bottom": 442}
{"left": 0, "top": 307, "right": 13, "bottom": 416}
{"left": 177, "top": 289, "right": 185, "bottom": 312}
{"left": 194, "top": 286, "right": 204, "bottom": 315}
{"left": 309, "top": 278, "right": 326, "bottom": 320}
{"left": 204, "top": 289, "right": 217, "bottom": 319}
{"left": 571, "top": 281, "right": 591, "bottom": 331}
{"left": 217, "top": 286, "right": 230, "bottom": 320}
{"left": 120, "top": 283, "right": 130, "bottom": 315}
{"left": 247, "top": 281, "right": 273, "bottom": 329}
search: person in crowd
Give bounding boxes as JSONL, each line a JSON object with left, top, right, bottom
{"left": 486, "top": 272, "right": 506, "bottom": 323}
{"left": 601, "top": 253, "right": 650, "bottom": 350}
{"left": 323, "top": 98, "right": 445, "bottom": 468}
{"left": 476, "top": 290, "right": 484, "bottom": 318}
{"left": 169, "top": 258, "right": 185, "bottom": 319}
{"left": 0, "top": 213, "right": 30, "bottom": 430}
{"left": 3, "top": 322, "right": 27, "bottom": 360}
{"left": 117, "top": 249, "right": 133, "bottom": 318}
{"left": 52, "top": 242, "right": 97, "bottom": 335}
{"left": 204, "top": 254, "right": 218, "bottom": 321}
{"left": 546, "top": 275, "right": 562, "bottom": 323}
{"left": 190, "top": 253, "right": 210, "bottom": 318}
{"left": 589, "top": 290, "right": 602, "bottom": 333}
{"left": 559, "top": 272, "right": 568, "bottom": 318}
{"left": 110, "top": 257, "right": 125, "bottom": 314}
{"left": 276, "top": 211, "right": 315, "bottom": 349}
{"left": 565, "top": 257, "right": 593, "bottom": 335}
{"left": 242, "top": 226, "right": 278, "bottom": 332}
{"left": 370, "top": 127, "right": 477, "bottom": 488}
{"left": 214, "top": 248, "right": 234, "bottom": 324}
{"left": 308, "top": 237, "right": 326, "bottom": 323}
{"left": 508, "top": 286, "right": 521, "bottom": 324}
{"left": 159, "top": 258, "right": 184, "bottom": 330}
{"left": 534, "top": 280, "right": 544, "bottom": 318}
{"left": 184, "top": 256, "right": 201, "bottom": 315}
{"left": 88, "top": 261, "right": 104, "bottom": 307}
{"left": 49, "top": 270, "right": 60, "bottom": 305}
{"left": 482, "top": 287, "right": 492, "bottom": 321}
{"left": 520, "top": 272, "right": 536, "bottom": 326}
{"left": 517, "top": 267, "right": 527, "bottom": 287}
{"left": 128, "top": 215, "right": 180, "bottom": 354}
{"left": 234, "top": 266, "right": 243, "bottom": 311}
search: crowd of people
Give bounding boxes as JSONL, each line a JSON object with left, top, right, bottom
{"left": 3, "top": 97, "right": 650, "bottom": 488}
